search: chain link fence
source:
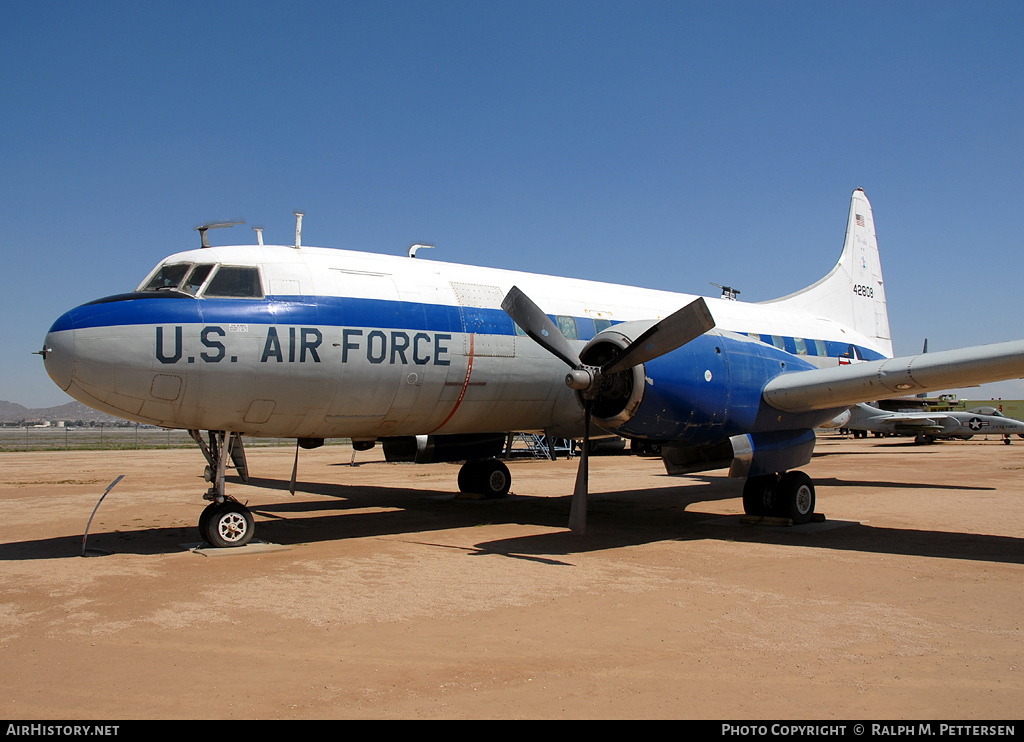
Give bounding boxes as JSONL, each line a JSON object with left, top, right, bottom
{"left": 0, "top": 426, "right": 347, "bottom": 452}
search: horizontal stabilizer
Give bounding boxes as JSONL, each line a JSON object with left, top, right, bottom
{"left": 763, "top": 340, "right": 1024, "bottom": 412}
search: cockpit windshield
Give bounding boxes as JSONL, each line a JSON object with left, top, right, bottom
{"left": 137, "top": 262, "right": 262, "bottom": 298}
{"left": 183, "top": 264, "right": 215, "bottom": 295}
{"left": 141, "top": 263, "right": 193, "bottom": 292}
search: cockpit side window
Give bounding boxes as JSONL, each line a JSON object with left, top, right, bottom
{"left": 141, "top": 263, "right": 192, "bottom": 292}
{"left": 203, "top": 266, "right": 264, "bottom": 298}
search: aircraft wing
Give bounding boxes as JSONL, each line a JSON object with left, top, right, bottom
{"left": 763, "top": 340, "right": 1024, "bottom": 413}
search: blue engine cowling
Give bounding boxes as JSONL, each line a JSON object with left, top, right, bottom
{"left": 579, "top": 324, "right": 847, "bottom": 456}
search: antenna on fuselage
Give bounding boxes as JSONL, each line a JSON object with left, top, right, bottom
{"left": 195, "top": 221, "right": 245, "bottom": 248}
{"left": 711, "top": 283, "right": 740, "bottom": 301}
{"left": 294, "top": 212, "right": 304, "bottom": 249}
{"left": 408, "top": 243, "right": 434, "bottom": 258}
{"left": 253, "top": 227, "right": 264, "bottom": 246}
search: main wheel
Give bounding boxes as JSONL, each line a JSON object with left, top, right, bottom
{"left": 458, "top": 460, "right": 483, "bottom": 493}
{"left": 202, "top": 501, "right": 255, "bottom": 548}
{"left": 774, "top": 471, "right": 816, "bottom": 525}
{"left": 458, "top": 459, "right": 511, "bottom": 498}
{"left": 480, "top": 459, "right": 511, "bottom": 498}
{"left": 742, "top": 474, "right": 779, "bottom": 517}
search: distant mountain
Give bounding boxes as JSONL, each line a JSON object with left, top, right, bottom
{"left": 0, "top": 399, "right": 127, "bottom": 424}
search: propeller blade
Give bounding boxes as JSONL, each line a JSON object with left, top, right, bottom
{"left": 501, "top": 286, "right": 581, "bottom": 369}
{"left": 602, "top": 297, "right": 715, "bottom": 376}
{"left": 289, "top": 440, "right": 299, "bottom": 495}
{"left": 568, "top": 400, "right": 592, "bottom": 534}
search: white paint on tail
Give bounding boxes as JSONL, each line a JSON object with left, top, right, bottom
{"left": 762, "top": 189, "right": 892, "bottom": 358}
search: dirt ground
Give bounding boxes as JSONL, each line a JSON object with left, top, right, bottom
{"left": 1, "top": 435, "right": 1022, "bottom": 719}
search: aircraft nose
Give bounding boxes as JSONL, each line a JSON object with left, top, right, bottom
{"left": 43, "top": 312, "right": 76, "bottom": 391}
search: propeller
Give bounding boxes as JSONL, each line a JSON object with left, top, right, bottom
{"left": 501, "top": 286, "right": 715, "bottom": 533}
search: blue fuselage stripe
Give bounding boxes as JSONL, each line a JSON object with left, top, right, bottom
{"left": 49, "top": 293, "right": 886, "bottom": 362}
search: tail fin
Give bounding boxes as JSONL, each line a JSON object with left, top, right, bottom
{"left": 763, "top": 188, "right": 893, "bottom": 357}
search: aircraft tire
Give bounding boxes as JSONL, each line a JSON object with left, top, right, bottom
{"left": 458, "top": 460, "right": 511, "bottom": 498}
{"left": 198, "top": 501, "right": 219, "bottom": 539}
{"left": 203, "top": 501, "right": 255, "bottom": 548}
{"left": 774, "top": 471, "right": 815, "bottom": 525}
{"left": 480, "top": 460, "right": 511, "bottom": 498}
{"left": 742, "top": 474, "right": 779, "bottom": 517}
{"left": 457, "top": 461, "right": 482, "bottom": 494}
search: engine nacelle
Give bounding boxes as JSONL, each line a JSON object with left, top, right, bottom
{"left": 579, "top": 325, "right": 844, "bottom": 446}
{"left": 662, "top": 429, "right": 817, "bottom": 478}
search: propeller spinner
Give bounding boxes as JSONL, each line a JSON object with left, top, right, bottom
{"left": 501, "top": 286, "right": 715, "bottom": 533}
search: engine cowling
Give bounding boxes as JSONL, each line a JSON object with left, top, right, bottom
{"left": 578, "top": 325, "right": 843, "bottom": 446}
{"left": 661, "top": 429, "right": 817, "bottom": 478}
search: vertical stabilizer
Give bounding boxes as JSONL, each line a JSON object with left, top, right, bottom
{"left": 763, "top": 189, "right": 892, "bottom": 357}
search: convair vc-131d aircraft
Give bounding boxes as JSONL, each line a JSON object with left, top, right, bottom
{"left": 40, "top": 189, "right": 1024, "bottom": 546}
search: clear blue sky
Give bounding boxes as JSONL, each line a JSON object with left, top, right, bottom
{"left": 3, "top": 1, "right": 1023, "bottom": 407}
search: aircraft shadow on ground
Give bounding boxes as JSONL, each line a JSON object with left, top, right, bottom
{"left": 2, "top": 474, "right": 1021, "bottom": 566}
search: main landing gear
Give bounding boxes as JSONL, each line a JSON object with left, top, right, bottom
{"left": 742, "top": 470, "right": 816, "bottom": 525}
{"left": 189, "top": 430, "right": 256, "bottom": 548}
{"left": 457, "top": 459, "right": 511, "bottom": 498}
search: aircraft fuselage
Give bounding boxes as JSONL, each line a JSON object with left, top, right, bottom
{"left": 44, "top": 244, "right": 882, "bottom": 444}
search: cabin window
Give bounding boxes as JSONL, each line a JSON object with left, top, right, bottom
{"left": 183, "top": 264, "right": 215, "bottom": 295}
{"left": 203, "top": 266, "right": 264, "bottom": 298}
{"left": 594, "top": 318, "right": 611, "bottom": 333}
{"left": 794, "top": 337, "right": 808, "bottom": 355}
{"left": 814, "top": 339, "right": 827, "bottom": 356}
{"left": 557, "top": 315, "right": 578, "bottom": 340}
{"left": 141, "top": 263, "right": 192, "bottom": 292}
{"left": 771, "top": 335, "right": 785, "bottom": 350}
{"left": 513, "top": 322, "right": 527, "bottom": 337}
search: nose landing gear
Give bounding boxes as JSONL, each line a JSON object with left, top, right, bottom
{"left": 190, "top": 430, "right": 255, "bottom": 548}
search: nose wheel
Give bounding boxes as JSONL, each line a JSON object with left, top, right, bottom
{"left": 200, "top": 499, "right": 255, "bottom": 548}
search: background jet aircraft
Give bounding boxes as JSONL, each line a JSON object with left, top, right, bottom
{"left": 847, "top": 402, "right": 1024, "bottom": 444}
{"left": 40, "top": 189, "right": 1024, "bottom": 546}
